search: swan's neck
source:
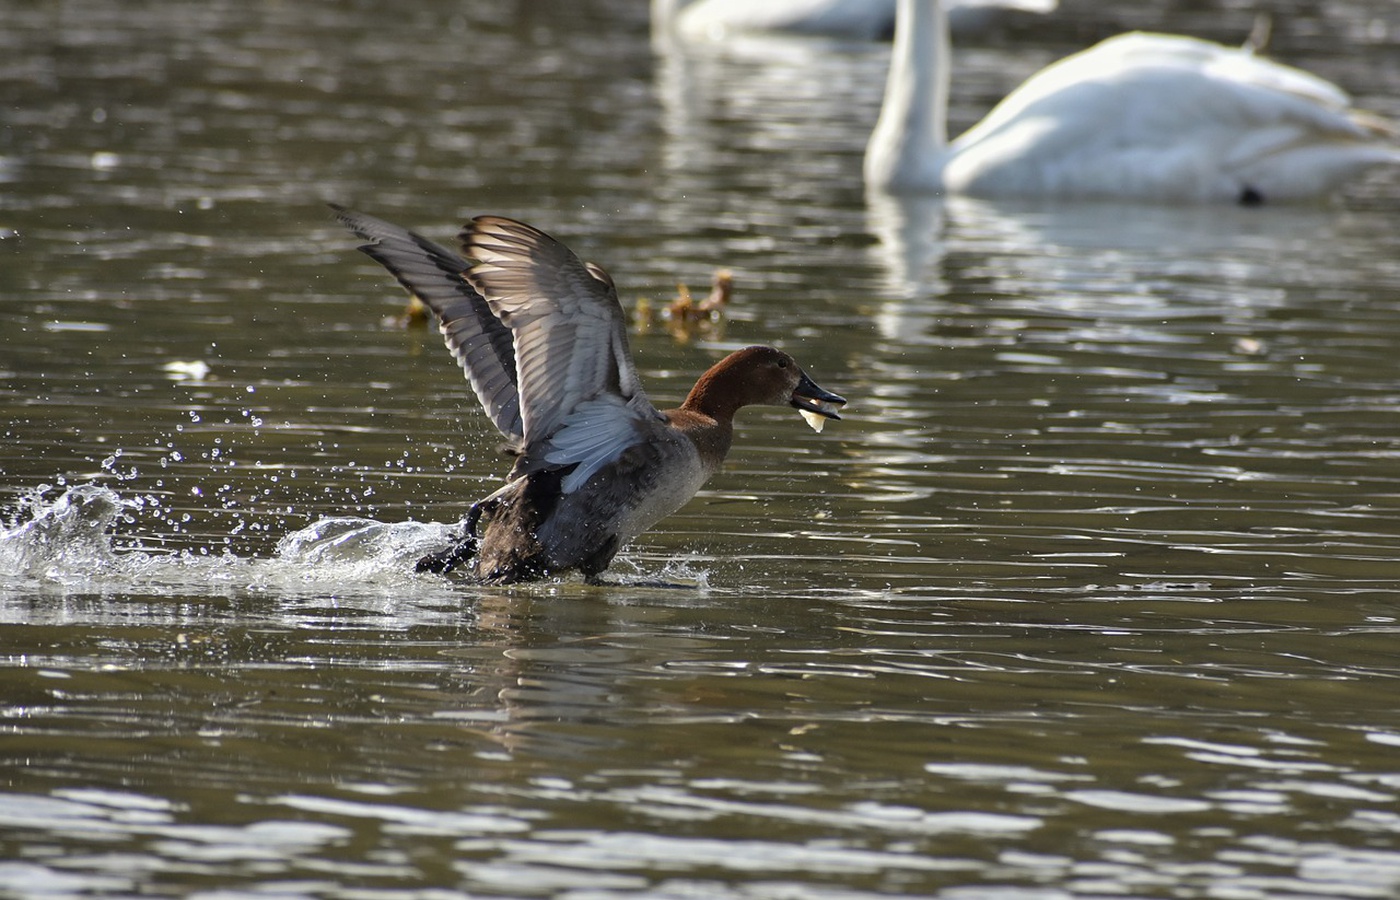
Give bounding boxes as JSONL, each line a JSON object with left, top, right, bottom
{"left": 864, "top": 0, "right": 951, "bottom": 190}
{"left": 651, "top": 0, "right": 686, "bottom": 30}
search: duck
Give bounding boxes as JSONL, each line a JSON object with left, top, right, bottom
{"left": 332, "top": 205, "right": 846, "bottom": 584}
{"left": 864, "top": 0, "right": 1400, "bottom": 202}
{"left": 669, "top": 268, "right": 733, "bottom": 322}
{"left": 652, "top": 0, "right": 1056, "bottom": 42}
{"left": 634, "top": 268, "right": 733, "bottom": 342}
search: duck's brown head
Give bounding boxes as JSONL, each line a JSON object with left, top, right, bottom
{"left": 684, "top": 345, "right": 846, "bottom": 429}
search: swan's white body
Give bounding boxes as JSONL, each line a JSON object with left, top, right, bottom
{"left": 653, "top": 0, "right": 1055, "bottom": 42}
{"left": 865, "top": 0, "right": 1400, "bottom": 202}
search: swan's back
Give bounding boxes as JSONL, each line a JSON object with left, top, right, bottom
{"left": 946, "top": 32, "right": 1400, "bottom": 202}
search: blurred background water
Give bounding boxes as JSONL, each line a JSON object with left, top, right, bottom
{"left": 3, "top": 0, "right": 1400, "bottom": 897}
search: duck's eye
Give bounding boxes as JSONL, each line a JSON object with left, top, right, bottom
{"left": 776, "top": 359, "right": 789, "bottom": 369}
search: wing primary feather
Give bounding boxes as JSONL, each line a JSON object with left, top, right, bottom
{"left": 331, "top": 204, "right": 523, "bottom": 443}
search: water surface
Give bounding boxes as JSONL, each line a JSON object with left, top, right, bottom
{"left": 4, "top": 0, "right": 1400, "bottom": 896}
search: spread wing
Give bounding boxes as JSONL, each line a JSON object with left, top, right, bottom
{"left": 331, "top": 205, "right": 523, "bottom": 444}
{"left": 460, "top": 216, "right": 661, "bottom": 491}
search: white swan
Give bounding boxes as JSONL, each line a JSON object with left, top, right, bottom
{"left": 864, "top": 0, "right": 1400, "bottom": 202}
{"left": 653, "top": 0, "right": 1056, "bottom": 42}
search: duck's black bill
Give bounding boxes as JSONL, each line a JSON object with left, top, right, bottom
{"left": 791, "top": 373, "right": 847, "bottom": 421}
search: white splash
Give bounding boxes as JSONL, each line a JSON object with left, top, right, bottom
{"left": 0, "top": 484, "right": 460, "bottom": 598}
{"left": 0, "top": 484, "right": 129, "bottom": 581}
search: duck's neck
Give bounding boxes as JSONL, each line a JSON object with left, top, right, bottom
{"left": 864, "top": 0, "right": 951, "bottom": 191}
{"left": 680, "top": 364, "right": 745, "bottom": 427}
{"left": 671, "top": 367, "right": 744, "bottom": 468}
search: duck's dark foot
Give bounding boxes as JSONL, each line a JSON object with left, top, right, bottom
{"left": 417, "top": 502, "right": 492, "bottom": 576}
{"left": 416, "top": 535, "right": 479, "bottom": 575}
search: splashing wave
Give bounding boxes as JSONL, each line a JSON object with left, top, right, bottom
{"left": 0, "top": 484, "right": 459, "bottom": 597}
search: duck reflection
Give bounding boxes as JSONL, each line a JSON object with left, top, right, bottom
{"left": 428, "top": 585, "right": 732, "bottom": 759}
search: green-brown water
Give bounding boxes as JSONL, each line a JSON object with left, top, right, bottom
{"left": 4, "top": 1, "right": 1400, "bottom": 896}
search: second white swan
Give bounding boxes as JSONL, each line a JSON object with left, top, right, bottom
{"left": 864, "top": 0, "right": 1400, "bottom": 202}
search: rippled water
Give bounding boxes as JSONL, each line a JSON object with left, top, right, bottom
{"left": 4, "top": 0, "right": 1400, "bottom": 896}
